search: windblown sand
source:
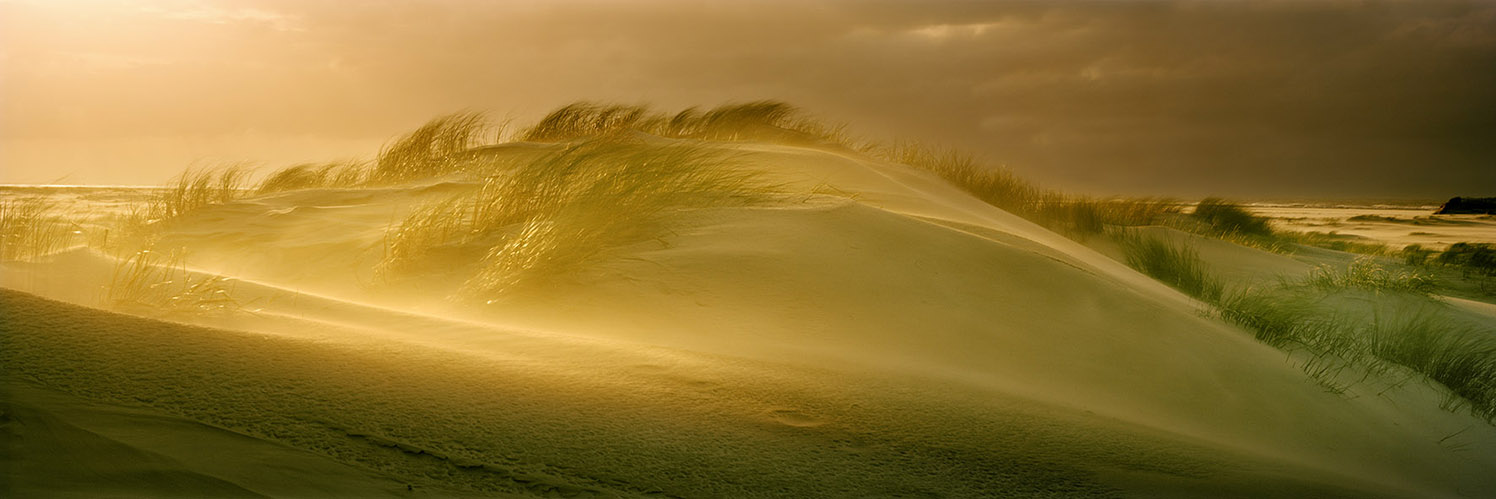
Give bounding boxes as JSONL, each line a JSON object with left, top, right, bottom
{"left": 4, "top": 141, "right": 1495, "bottom": 497}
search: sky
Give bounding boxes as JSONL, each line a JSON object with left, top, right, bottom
{"left": 2, "top": 0, "right": 1493, "bottom": 199}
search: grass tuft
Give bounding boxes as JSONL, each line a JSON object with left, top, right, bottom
{"left": 1436, "top": 242, "right": 1496, "bottom": 280}
{"left": 372, "top": 112, "right": 490, "bottom": 183}
{"left": 106, "top": 249, "right": 241, "bottom": 317}
{"left": 1110, "top": 229, "right": 1496, "bottom": 419}
{"left": 1402, "top": 243, "right": 1435, "bottom": 266}
{"left": 1305, "top": 256, "right": 1436, "bottom": 294}
{"left": 1368, "top": 314, "right": 1496, "bottom": 419}
{"left": 1192, "top": 198, "right": 1273, "bottom": 237}
{"left": 377, "top": 136, "right": 781, "bottom": 299}
{"left": 873, "top": 142, "right": 1179, "bottom": 235}
{"left": 872, "top": 142, "right": 1041, "bottom": 217}
{"left": 672, "top": 101, "right": 817, "bottom": 141}
{"left": 520, "top": 101, "right": 846, "bottom": 145}
{"left": 521, "top": 103, "right": 652, "bottom": 142}
{"left": 101, "top": 166, "right": 252, "bottom": 255}
{"left": 257, "top": 161, "right": 369, "bottom": 194}
{"left": 1216, "top": 288, "right": 1336, "bottom": 349}
{"left": 144, "top": 166, "right": 252, "bottom": 221}
{"left": 1117, "top": 233, "right": 1224, "bottom": 302}
{"left": 1280, "top": 231, "right": 1390, "bottom": 256}
{"left": 1215, "top": 279, "right": 1496, "bottom": 420}
{"left": 0, "top": 198, "right": 73, "bottom": 261}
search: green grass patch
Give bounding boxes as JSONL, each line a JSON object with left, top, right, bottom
{"left": 1305, "top": 256, "right": 1436, "bottom": 294}
{"left": 1436, "top": 243, "right": 1496, "bottom": 278}
{"left": 1112, "top": 234, "right": 1496, "bottom": 420}
{"left": 1191, "top": 198, "right": 1273, "bottom": 237}
{"left": 1279, "top": 231, "right": 1391, "bottom": 256}
{"left": 1368, "top": 313, "right": 1496, "bottom": 418}
{"left": 1117, "top": 233, "right": 1223, "bottom": 302}
{"left": 1213, "top": 266, "right": 1496, "bottom": 420}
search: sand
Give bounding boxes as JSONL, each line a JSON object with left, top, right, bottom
{"left": 1252, "top": 204, "right": 1496, "bottom": 251}
{"left": 4, "top": 140, "right": 1496, "bottom": 497}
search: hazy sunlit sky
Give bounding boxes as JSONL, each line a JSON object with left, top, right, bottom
{"left": 2, "top": 0, "right": 1493, "bottom": 198}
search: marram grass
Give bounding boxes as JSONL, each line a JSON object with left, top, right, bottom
{"left": 257, "top": 161, "right": 369, "bottom": 194}
{"left": 519, "top": 101, "right": 846, "bottom": 145}
{"left": 372, "top": 112, "right": 489, "bottom": 183}
{"left": 148, "top": 166, "right": 252, "bottom": 221}
{"left": 106, "top": 248, "right": 241, "bottom": 318}
{"left": 377, "top": 135, "right": 783, "bottom": 299}
{"left": 1115, "top": 231, "right": 1496, "bottom": 420}
{"left": 17, "top": 99, "right": 1496, "bottom": 427}
{"left": 873, "top": 142, "right": 1179, "bottom": 235}
{"left": 1305, "top": 256, "right": 1436, "bottom": 294}
{"left": 1117, "top": 233, "right": 1223, "bottom": 302}
{"left": 0, "top": 197, "right": 72, "bottom": 262}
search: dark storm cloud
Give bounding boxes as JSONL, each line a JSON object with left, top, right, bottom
{"left": 3, "top": 0, "right": 1493, "bottom": 197}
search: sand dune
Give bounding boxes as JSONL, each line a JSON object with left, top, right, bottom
{"left": 5, "top": 288, "right": 1479, "bottom": 498}
{"left": 4, "top": 139, "right": 1495, "bottom": 497}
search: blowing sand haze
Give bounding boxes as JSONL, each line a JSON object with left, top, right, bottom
{"left": 4, "top": 1, "right": 1496, "bottom": 498}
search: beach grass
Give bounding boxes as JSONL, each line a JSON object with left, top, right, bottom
{"left": 0, "top": 198, "right": 72, "bottom": 262}
{"left": 376, "top": 135, "right": 782, "bottom": 299}
{"left": 257, "top": 161, "right": 370, "bottom": 194}
{"left": 1304, "top": 256, "right": 1436, "bottom": 294}
{"left": 106, "top": 248, "right": 241, "bottom": 317}
{"left": 1214, "top": 270, "right": 1496, "bottom": 420}
{"left": 520, "top": 101, "right": 847, "bottom": 145}
{"left": 372, "top": 112, "right": 490, "bottom": 183}
{"left": 1117, "top": 233, "right": 1224, "bottom": 302}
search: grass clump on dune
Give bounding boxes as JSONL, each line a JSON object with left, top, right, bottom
{"left": 1214, "top": 289, "right": 1329, "bottom": 349}
{"left": 138, "top": 166, "right": 252, "bottom": 222}
{"left": 1280, "top": 231, "right": 1389, "bottom": 256}
{"left": 1085, "top": 197, "right": 1182, "bottom": 227}
{"left": 1218, "top": 288, "right": 1496, "bottom": 419}
{"left": 1436, "top": 243, "right": 1496, "bottom": 282}
{"left": 0, "top": 198, "right": 73, "bottom": 262}
{"left": 106, "top": 248, "right": 241, "bottom": 317}
{"left": 1212, "top": 258, "right": 1496, "bottom": 420}
{"left": 874, "top": 142, "right": 1180, "bottom": 235}
{"left": 377, "top": 136, "right": 781, "bottom": 299}
{"left": 1305, "top": 256, "right": 1436, "bottom": 294}
{"left": 1402, "top": 244, "right": 1436, "bottom": 266}
{"left": 1368, "top": 314, "right": 1496, "bottom": 418}
{"left": 1114, "top": 234, "right": 1496, "bottom": 417}
{"left": 257, "top": 161, "right": 369, "bottom": 194}
{"left": 519, "top": 101, "right": 846, "bottom": 145}
{"left": 873, "top": 143, "right": 1040, "bottom": 216}
{"left": 102, "top": 166, "right": 252, "bottom": 255}
{"left": 1117, "top": 233, "right": 1224, "bottom": 302}
{"left": 1191, "top": 198, "right": 1273, "bottom": 237}
{"left": 371, "top": 112, "right": 491, "bottom": 183}
{"left": 520, "top": 103, "right": 654, "bottom": 142}
{"left": 672, "top": 101, "right": 847, "bottom": 142}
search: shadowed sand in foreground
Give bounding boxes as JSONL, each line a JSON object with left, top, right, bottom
{"left": 0, "top": 289, "right": 1459, "bottom": 498}
{"left": 3, "top": 116, "right": 1495, "bottom": 497}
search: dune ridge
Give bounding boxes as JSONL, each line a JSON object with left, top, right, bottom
{"left": 4, "top": 133, "right": 1495, "bottom": 497}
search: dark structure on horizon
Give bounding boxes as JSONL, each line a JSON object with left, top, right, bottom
{"left": 1435, "top": 197, "right": 1496, "bottom": 215}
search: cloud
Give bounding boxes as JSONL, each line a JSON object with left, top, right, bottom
{"left": 136, "top": 1, "right": 302, "bottom": 31}
{"left": 2, "top": 0, "right": 1493, "bottom": 197}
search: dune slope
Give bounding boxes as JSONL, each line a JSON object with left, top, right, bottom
{"left": 1, "top": 288, "right": 1464, "bottom": 498}
{"left": 4, "top": 139, "right": 1496, "bottom": 497}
